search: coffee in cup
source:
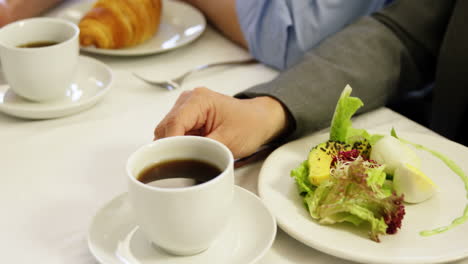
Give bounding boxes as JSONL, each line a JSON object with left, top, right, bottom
{"left": 126, "top": 136, "right": 234, "bottom": 256}
{"left": 0, "top": 17, "right": 79, "bottom": 102}
{"left": 137, "top": 159, "right": 222, "bottom": 188}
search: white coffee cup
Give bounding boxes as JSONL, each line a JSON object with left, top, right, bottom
{"left": 126, "top": 136, "right": 234, "bottom": 256}
{"left": 0, "top": 17, "right": 79, "bottom": 102}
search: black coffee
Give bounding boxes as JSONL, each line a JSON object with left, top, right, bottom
{"left": 17, "top": 41, "right": 59, "bottom": 48}
{"left": 137, "top": 159, "right": 222, "bottom": 187}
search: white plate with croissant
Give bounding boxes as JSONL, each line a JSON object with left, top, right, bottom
{"left": 54, "top": 0, "right": 206, "bottom": 56}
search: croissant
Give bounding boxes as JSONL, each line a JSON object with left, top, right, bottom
{"left": 78, "top": 0, "right": 162, "bottom": 49}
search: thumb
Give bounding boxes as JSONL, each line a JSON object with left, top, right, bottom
{"left": 206, "top": 129, "right": 228, "bottom": 148}
{"left": 155, "top": 108, "right": 205, "bottom": 139}
{"left": 206, "top": 128, "right": 245, "bottom": 159}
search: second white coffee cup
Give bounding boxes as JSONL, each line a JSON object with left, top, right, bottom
{"left": 127, "top": 136, "right": 234, "bottom": 256}
{"left": 0, "top": 17, "right": 79, "bottom": 102}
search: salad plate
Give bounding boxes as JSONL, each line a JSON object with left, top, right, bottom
{"left": 88, "top": 186, "right": 276, "bottom": 264}
{"left": 54, "top": 0, "right": 206, "bottom": 56}
{"left": 258, "top": 131, "right": 468, "bottom": 264}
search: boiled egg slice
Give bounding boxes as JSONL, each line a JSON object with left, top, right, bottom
{"left": 370, "top": 135, "right": 421, "bottom": 175}
{"left": 393, "top": 163, "right": 437, "bottom": 203}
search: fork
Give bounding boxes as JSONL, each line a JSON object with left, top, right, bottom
{"left": 133, "top": 58, "right": 257, "bottom": 90}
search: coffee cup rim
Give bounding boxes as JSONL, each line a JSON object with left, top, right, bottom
{"left": 0, "top": 17, "right": 79, "bottom": 50}
{"left": 126, "top": 136, "right": 234, "bottom": 192}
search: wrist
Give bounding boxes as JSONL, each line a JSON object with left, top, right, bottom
{"left": 252, "top": 96, "right": 290, "bottom": 144}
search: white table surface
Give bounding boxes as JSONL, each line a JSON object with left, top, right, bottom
{"left": 0, "top": 1, "right": 467, "bottom": 263}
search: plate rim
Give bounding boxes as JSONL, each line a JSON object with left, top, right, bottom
{"left": 258, "top": 130, "right": 468, "bottom": 264}
{"left": 87, "top": 186, "right": 277, "bottom": 264}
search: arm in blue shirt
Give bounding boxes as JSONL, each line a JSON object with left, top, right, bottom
{"left": 236, "top": 0, "right": 386, "bottom": 70}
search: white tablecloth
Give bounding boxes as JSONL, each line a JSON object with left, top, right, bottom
{"left": 0, "top": 1, "right": 466, "bottom": 263}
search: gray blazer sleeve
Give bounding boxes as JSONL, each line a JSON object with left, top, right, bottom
{"left": 237, "top": 0, "right": 453, "bottom": 141}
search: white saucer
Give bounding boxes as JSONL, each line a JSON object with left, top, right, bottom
{"left": 0, "top": 55, "right": 112, "bottom": 119}
{"left": 88, "top": 186, "right": 276, "bottom": 264}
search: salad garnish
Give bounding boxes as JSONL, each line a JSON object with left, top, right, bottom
{"left": 393, "top": 132, "right": 468, "bottom": 236}
{"left": 291, "top": 85, "right": 468, "bottom": 242}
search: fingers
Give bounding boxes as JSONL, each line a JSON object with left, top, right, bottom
{"left": 155, "top": 91, "right": 191, "bottom": 139}
{"left": 160, "top": 116, "right": 187, "bottom": 138}
{"left": 154, "top": 107, "right": 198, "bottom": 139}
{"left": 154, "top": 88, "right": 214, "bottom": 140}
{"left": 153, "top": 88, "right": 285, "bottom": 162}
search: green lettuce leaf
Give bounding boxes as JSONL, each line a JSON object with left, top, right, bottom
{"left": 366, "top": 165, "right": 387, "bottom": 197}
{"left": 291, "top": 85, "right": 405, "bottom": 242}
{"left": 329, "top": 85, "right": 364, "bottom": 142}
{"left": 290, "top": 160, "right": 314, "bottom": 195}
{"left": 302, "top": 157, "right": 404, "bottom": 242}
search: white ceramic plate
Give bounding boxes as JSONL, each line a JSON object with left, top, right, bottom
{"left": 55, "top": 0, "right": 206, "bottom": 56}
{"left": 0, "top": 55, "right": 112, "bottom": 119}
{"left": 88, "top": 186, "right": 276, "bottom": 264}
{"left": 258, "top": 131, "right": 468, "bottom": 264}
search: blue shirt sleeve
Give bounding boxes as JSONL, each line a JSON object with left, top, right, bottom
{"left": 236, "top": 0, "right": 387, "bottom": 70}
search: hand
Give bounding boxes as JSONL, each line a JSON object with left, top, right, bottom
{"left": 0, "top": 0, "right": 62, "bottom": 27}
{"left": 154, "top": 87, "right": 288, "bottom": 159}
{"left": 0, "top": 2, "right": 11, "bottom": 27}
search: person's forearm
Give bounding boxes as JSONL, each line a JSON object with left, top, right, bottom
{"left": 181, "top": 0, "right": 247, "bottom": 48}
{"left": 238, "top": 0, "right": 451, "bottom": 140}
{"left": 2, "top": 0, "right": 61, "bottom": 25}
